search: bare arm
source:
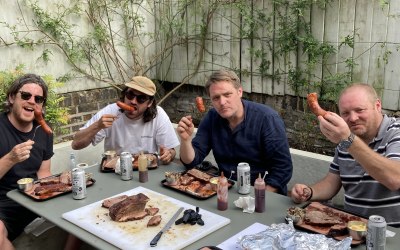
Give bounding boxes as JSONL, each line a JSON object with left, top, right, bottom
{"left": 291, "top": 173, "right": 342, "bottom": 203}
{"left": 36, "top": 159, "right": 52, "bottom": 178}
{"left": 71, "top": 114, "right": 117, "bottom": 150}
{"left": 348, "top": 136, "right": 400, "bottom": 190}
{"left": 176, "top": 116, "right": 195, "bottom": 164}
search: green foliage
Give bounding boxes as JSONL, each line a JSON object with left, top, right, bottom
{"left": 0, "top": 66, "right": 69, "bottom": 137}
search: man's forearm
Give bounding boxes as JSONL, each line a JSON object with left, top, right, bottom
{"left": 349, "top": 135, "right": 400, "bottom": 190}
{"left": 179, "top": 140, "right": 195, "bottom": 164}
{"left": 71, "top": 124, "right": 101, "bottom": 150}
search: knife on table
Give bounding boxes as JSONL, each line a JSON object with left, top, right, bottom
{"left": 150, "top": 207, "right": 184, "bottom": 247}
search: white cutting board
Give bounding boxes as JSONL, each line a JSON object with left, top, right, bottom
{"left": 62, "top": 186, "right": 230, "bottom": 250}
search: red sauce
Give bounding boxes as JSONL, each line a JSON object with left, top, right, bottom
{"left": 139, "top": 171, "right": 148, "bottom": 183}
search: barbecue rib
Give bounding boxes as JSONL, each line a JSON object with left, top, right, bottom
{"left": 109, "top": 193, "right": 150, "bottom": 222}
{"left": 34, "top": 183, "right": 71, "bottom": 196}
{"left": 187, "top": 168, "right": 211, "bottom": 182}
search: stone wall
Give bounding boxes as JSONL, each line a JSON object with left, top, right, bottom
{"left": 56, "top": 82, "right": 338, "bottom": 155}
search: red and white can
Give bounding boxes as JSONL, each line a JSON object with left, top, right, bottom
{"left": 367, "top": 215, "right": 387, "bottom": 250}
{"left": 237, "top": 162, "right": 251, "bottom": 194}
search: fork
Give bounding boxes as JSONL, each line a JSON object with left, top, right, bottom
{"left": 31, "top": 125, "right": 42, "bottom": 140}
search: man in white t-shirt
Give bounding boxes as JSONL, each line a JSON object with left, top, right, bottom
{"left": 71, "top": 76, "right": 180, "bottom": 164}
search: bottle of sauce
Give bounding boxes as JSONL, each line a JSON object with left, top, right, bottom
{"left": 138, "top": 153, "right": 148, "bottom": 183}
{"left": 254, "top": 173, "right": 266, "bottom": 213}
{"left": 217, "top": 172, "right": 228, "bottom": 211}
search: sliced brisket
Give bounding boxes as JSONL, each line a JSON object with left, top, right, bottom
{"left": 109, "top": 193, "right": 150, "bottom": 222}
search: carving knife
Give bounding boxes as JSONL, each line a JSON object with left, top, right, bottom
{"left": 150, "top": 206, "right": 184, "bottom": 247}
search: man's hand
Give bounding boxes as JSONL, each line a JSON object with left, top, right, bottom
{"left": 291, "top": 184, "right": 312, "bottom": 204}
{"left": 8, "top": 140, "right": 35, "bottom": 164}
{"left": 159, "top": 146, "right": 175, "bottom": 164}
{"left": 97, "top": 114, "right": 118, "bottom": 129}
{"left": 318, "top": 112, "right": 352, "bottom": 144}
{"left": 177, "top": 116, "right": 194, "bottom": 141}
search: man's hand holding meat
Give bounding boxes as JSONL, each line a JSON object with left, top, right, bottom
{"left": 0, "top": 74, "right": 54, "bottom": 249}
{"left": 291, "top": 83, "right": 400, "bottom": 228}
{"left": 178, "top": 70, "right": 293, "bottom": 195}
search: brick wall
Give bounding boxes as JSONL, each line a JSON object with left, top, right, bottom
{"left": 56, "top": 86, "right": 122, "bottom": 142}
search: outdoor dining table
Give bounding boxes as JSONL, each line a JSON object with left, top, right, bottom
{"left": 7, "top": 161, "right": 400, "bottom": 249}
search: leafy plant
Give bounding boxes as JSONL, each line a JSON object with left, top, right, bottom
{"left": 0, "top": 65, "right": 69, "bottom": 137}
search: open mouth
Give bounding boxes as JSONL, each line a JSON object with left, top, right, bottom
{"left": 24, "top": 106, "right": 35, "bottom": 113}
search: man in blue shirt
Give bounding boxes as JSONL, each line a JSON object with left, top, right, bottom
{"left": 177, "top": 69, "right": 293, "bottom": 195}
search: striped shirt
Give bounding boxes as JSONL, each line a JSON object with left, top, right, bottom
{"left": 329, "top": 115, "right": 400, "bottom": 227}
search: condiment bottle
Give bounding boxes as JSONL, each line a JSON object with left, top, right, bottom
{"left": 138, "top": 153, "right": 148, "bottom": 183}
{"left": 217, "top": 172, "right": 228, "bottom": 211}
{"left": 69, "top": 152, "right": 77, "bottom": 171}
{"left": 159, "top": 145, "right": 166, "bottom": 165}
{"left": 254, "top": 173, "right": 266, "bottom": 213}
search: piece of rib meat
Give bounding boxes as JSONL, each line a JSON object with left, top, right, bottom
{"left": 34, "top": 183, "right": 71, "bottom": 196}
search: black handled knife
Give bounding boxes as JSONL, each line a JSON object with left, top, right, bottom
{"left": 150, "top": 207, "right": 184, "bottom": 247}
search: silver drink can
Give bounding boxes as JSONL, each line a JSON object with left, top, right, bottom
{"left": 120, "top": 152, "right": 133, "bottom": 180}
{"left": 72, "top": 167, "right": 86, "bottom": 200}
{"left": 237, "top": 162, "right": 251, "bottom": 194}
{"left": 367, "top": 215, "right": 387, "bottom": 250}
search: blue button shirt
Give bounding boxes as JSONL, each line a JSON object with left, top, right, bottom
{"left": 182, "top": 99, "right": 293, "bottom": 195}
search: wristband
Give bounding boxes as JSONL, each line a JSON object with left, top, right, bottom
{"left": 305, "top": 186, "right": 313, "bottom": 201}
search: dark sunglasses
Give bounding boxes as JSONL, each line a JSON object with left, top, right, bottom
{"left": 19, "top": 91, "right": 46, "bottom": 104}
{"left": 125, "top": 91, "right": 151, "bottom": 104}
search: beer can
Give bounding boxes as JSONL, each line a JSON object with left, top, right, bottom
{"left": 367, "top": 215, "right": 387, "bottom": 250}
{"left": 237, "top": 162, "right": 251, "bottom": 194}
{"left": 120, "top": 152, "right": 133, "bottom": 181}
{"left": 72, "top": 167, "right": 87, "bottom": 199}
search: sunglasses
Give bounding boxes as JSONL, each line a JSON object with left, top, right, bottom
{"left": 19, "top": 91, "right": 45, "bottom": 104}
{"left": 125, "top": 91, "right": 151, "bottom": 104}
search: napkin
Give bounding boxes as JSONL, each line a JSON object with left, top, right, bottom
{"left": 234, "top": 196, "right": 255, "bottom": 213}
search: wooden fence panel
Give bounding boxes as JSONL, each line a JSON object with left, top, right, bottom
{"left": 367, "top": 1, "right": 388, "bottom": 96}
{"left": 251, "top": 0, "right": 264, "bottom": 94}
{"left": 322, "top": 0, "right": 340, "bottom": 94}
{"left": 382, "top": 0, "right": 400, "bottom": 110}
{"left": 336, "top": 0, "right": 356, "bottom": 75}
{"left": 308, "top": 4, "right": 326, "bottom": 95}
{"left": 230, "top": 4, "right": 241, "bottom": 79}
{"left": 352, "top": 0, "right": 374, "bottom": 84}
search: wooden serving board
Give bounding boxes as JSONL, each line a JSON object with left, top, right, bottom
{"left": 62, "top": 186, "right": 230, "bottom": 250}
{"left": 295, "top": 202, "right": 367, "bottom": 245}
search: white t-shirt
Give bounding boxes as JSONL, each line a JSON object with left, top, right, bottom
{"left": 81, "top": 103, "right": 180, "bottom": 155}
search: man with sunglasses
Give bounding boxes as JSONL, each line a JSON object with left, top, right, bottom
{"left": 0, "top": 74, "right": 53, "bottom": 249}
{"left": 72, "top": 76, "right": 179, "bottom": 164}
